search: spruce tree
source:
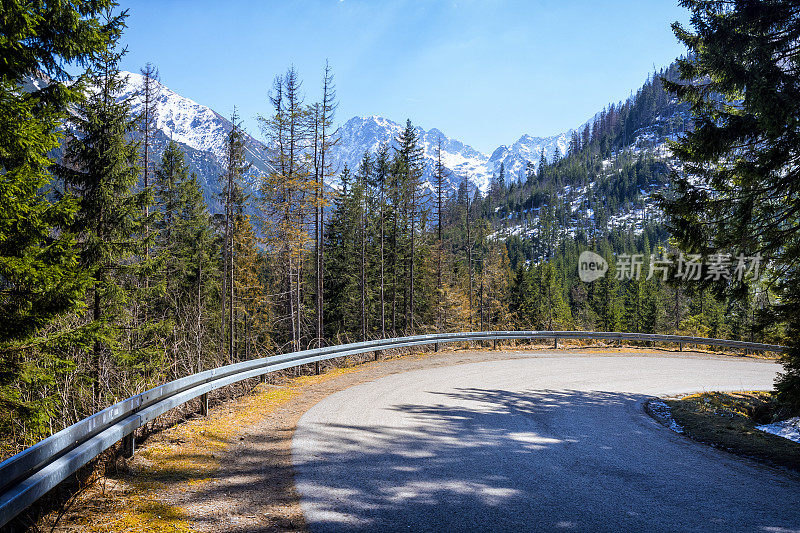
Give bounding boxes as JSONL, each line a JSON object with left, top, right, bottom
{"left": 323, "top": 165, "right": 360, "bottom": 338}
{"left": 56, "top": 13, "right": 150, "bottom": 408}
{"left": 374, "top": 144, "right": 390, "bottom": 338}
{"left": 151, "top": 140, "right": 189, "bottom": 355}
{"left": 661, "top": 0, "right": 800, "bottom": 409}
{"left": 356, "top": 153, "right": 372, "bottom": 340}
{"left": 394, "top": 120, "right": 424, "bottom": 334}
{"left": 219, "top": 111, "right": 250, "bottom": 361}
{"left": 433, "top": 138, "right": 447, "bottom": 331}
{"left": 0, "top": 0, "right": 114, "bottom": 434}
{"left": 174, "top": 171, "right": 220, "bottom": 371}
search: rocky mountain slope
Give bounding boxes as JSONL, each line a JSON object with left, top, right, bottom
{"left": 117, "top": 72, "right": 272, "bottom": 211}
{"left": 330, "top": 116, "right": 574, "bottom": 193}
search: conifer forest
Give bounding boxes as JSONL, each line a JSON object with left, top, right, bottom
{"left": 2, "top": 0, "right": 800, "bottom": 460}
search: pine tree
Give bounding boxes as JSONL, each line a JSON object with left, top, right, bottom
{"left": 323, "top": 165, "right": 360, "bottom": 338}
{"left": 154, "top": 142, "right": 187, "bottom": 262}
{"left": 258, "top": 68, "right": 315, "bottom": 351}
{"left": 173, "top": 172, "right": 219, "bottom": 372}
{"left": 374, "top": 144, "right": 390, "bottom": 338}
{"left": 56, "top": 15, "right": 150, "bottom": 408}
{"left": 464, "top": 173, "right": 474, "bottom": 326}
{"left": 0, "top": 0, "right": 113, "bottom": 436}
{"left": 484, "top": 242, "right": 511, "bottom": 330}
{"left": 433, "top": 137, "right": 447, "bottom": 332}
{"left": 356, "top": 153, "right": 372, "bottom": 340}
{"left": 311, "top": 61, "right": 338, "bottom": 349}
{"left": 661, "top": 0, "right": 800, "bottom": 408}
{"left": 539, "top": 261, "right": 571, "bottom": 330}
{"left": 150, "top": 141, "right": 188, "bottom": 372}
{"left": 219, "top": 109, "right": 250, "bottom": 361}
{"left": 395, "top": 120, "right": 424, "bottom": 334}
{"left": 138, "top": 62, "right": 160, "bottom": 245}
{"left": 232, "top": 209, "right": 267, "bottom": 361}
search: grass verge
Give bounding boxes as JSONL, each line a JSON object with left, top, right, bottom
{"left": 47, "top": 363, "right": 381, "bottom": 532}
{"left": 660, "top": 391, "right": 800, "bottom": 472}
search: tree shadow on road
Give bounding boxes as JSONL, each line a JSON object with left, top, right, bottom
{"left": 290, "top": 389, "right": 648, "bottom": 532}
{"left": 177, "top": 387, "right": 800, "bottom": 533}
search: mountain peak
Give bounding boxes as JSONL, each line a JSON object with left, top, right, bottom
{"left": 111, "top": 73, "right": 579, "bottom": 198}
{"left": 119, "top": 70, "right": 230, "bottom": 159}
{"left": 490, "top": 145, "right": 510, "bottom": 159}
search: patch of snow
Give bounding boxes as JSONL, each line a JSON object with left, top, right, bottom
{"left": 757, "top": 417, "right": 800, "bottom": 444}
{"left": 648, "top": 399, "right": 684, "bottom": 433}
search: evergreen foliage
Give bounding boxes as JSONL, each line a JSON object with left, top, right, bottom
{"left": 2, "top": 1, "right": 796, "bottom": 458}
{"left": 56, "top": 16, "right": 154, "bottom": 409}
{"left": 0, "top": 0, "right": 115, "bottom": 440}
{"left": 661, "top": 0, "right": 800, "bottom": 410}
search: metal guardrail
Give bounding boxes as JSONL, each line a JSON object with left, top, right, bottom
{"left": 0, "top": 330, "right": 786, "bottom": 527}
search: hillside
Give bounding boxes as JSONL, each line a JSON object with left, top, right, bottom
{"left": 116, "top": 72, "right": 272, "bottom": 212}
{"left": 479, "top": 62, "right": 691, "bottom": 263}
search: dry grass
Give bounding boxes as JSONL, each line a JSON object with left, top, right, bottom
{"left": 50, "top": 363, "right": 378, "bottom": 532}
{"left": 664, "top": 391, "right": 800, "bottom": 472}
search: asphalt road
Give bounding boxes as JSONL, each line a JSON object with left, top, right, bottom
{"left": 292, "top": 352, "right": 800, "bottom": 532}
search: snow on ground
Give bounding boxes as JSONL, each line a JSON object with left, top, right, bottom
{"left": 757, "top": 417, "right": 800, "bottom": 444}
{"left": 648, "top": 399, "right": 684, "bottom": 434}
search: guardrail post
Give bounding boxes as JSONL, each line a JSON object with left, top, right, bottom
{"left": 315, "top": 361, "right": 320, "bottom": 375}
{"left": 200, "top": 392, "right": 209, "bottom": 417}
{"left": 679, "top": 342, "right": 683, "bottom": 351}
{"left": 122, "top": 433, "right": 135, "bottom": 458}
{"left": 553, "top": 337, "right": 558, "bottom": 349}
{"left": 493, "top": 339, "right": 497, "bottom": 350}
{"left": 435, "top": 342, "right": 439, "bottom": 352}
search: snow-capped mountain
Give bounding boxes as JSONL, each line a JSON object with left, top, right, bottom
{"left": 487, "top": 131, "right": 572, "bottom": 181}
{"left": 117, "top": 71, "right": 272, "bottom": 211}
{"left": 330, "top": 116, "right": 572, "bottom": 193}
{"left": 120, "top": 72, "right": 232, "bottom": 160}
{"left": 330, "top": 116, "right": 494, "bottom": 192}
{"left": 111, "top": 73, "right": 574, "bottom": 202}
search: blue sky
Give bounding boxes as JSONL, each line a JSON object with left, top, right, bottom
{"left": 118, "top": 0, "right": 690, "bottom": 154}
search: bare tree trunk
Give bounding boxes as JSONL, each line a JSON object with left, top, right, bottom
{"left": 380, "top": 171, "right": 386, "bottom": 338}
{"left": 313, "top": 105, "right": 322, "bottom": 349}
{"left": 466, "top": 175, "right": 473, "bottom": 328}
{"left": 139, "top": 63, "right": 159, "bottom": 262}
{"left": 360, "top": 180, "right": 367, "bottom": 341}
{"left": 317, "top": 62, "right": 336, "bottom": 349}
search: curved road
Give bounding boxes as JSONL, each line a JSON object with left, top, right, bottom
{"left": 292, "top": 352, "right": 800, "bottom": 532}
